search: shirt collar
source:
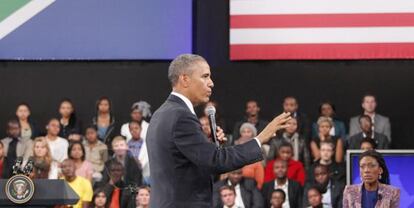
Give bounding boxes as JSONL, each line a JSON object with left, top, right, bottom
{"left": 171, "top": 92, "right": 196, "bottom": 115}
{"left": 274, "top": 179, "right": 289, "bottom": 189}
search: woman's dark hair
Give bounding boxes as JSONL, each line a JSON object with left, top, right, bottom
{"left": 272, "top": 189, "right": 286, "bottom": 201}
{"left": 59, "top": 98, "right": 77, "bottom": 128}
{"left": 68, "top": 141, "right": 86, "bottom": 161}
{"left": 85, "top": 125, "right": 98, "bottom": 133}
{"left": 360, "top": 138, "right": 377, "bottom": 149}
{"left": 359, "top": 150, "right": 390, "bottom": 184}
{"left": 90, "top": 187, "right": 108, "bottom": 208}
{"left": 318, "top": 101, "right": 336, "bottom": 115}
{"left": 95, "top": 96, "right": 114, "bottom": 122}
{"left": 16, "top": 102, "right": 33, "bottom": 121}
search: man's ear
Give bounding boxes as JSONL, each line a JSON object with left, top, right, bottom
{"left": 181, "top": 74, "right": 190, "bottom": 88}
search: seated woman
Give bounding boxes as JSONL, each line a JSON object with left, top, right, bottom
{"left": 343, "top": 150, "right": 400, "bottom": 208}
{"left": 120, "top": 101, "right": 151, "bottom": 142}
{"left": 235, "top": 123, "right": 264, "bottom": 189}
{"left": 31, "top": 137, "right": 58, "bottom": 179}
{"left": 16, "top": 103, "right": 39, "bottom": 140}
{"left": 58, "top": 98, "right": 82, "bottom": 139}
{"left": 310, "top": 116, "right": 344, "bottom": 163}
{"left": 135, "top": 186, "right": 151, "bottom": 208}
{"left": 264, "top": 142, "right": 306, "bottom": 186}
{"left": 93, "top": 97, "right": 116, "bottom": 145}
{"left": 311, "top": 101, "right": 346, "bottom": 139}
{"left": 68, "top": 141, "right": 94, "bottom": 181}
{"left": 91, "top": 188, "right": 108, "bottom": 208}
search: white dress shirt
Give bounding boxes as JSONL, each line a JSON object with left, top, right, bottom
{"left": 274, "top": 179, "right": 290, "bottom": 208}
{"left": 322, "top": 181, "right": 332, "bottom": 208}
{"left": 227, "top": 181, "right": 245, "bottom": 208}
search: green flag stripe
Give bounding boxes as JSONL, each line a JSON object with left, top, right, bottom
{"left": 0, "top": 0, "right": 31, "bottom": 22}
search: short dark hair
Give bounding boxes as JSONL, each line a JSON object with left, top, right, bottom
{"left": 219, "top": 185, "right": 235, "bottom": 195}
{"left": 308, "top": 185, "right": 323, "bottom": 195}
{"left": 278, "top": 141, "right": 293, "bottom": 151}
{"left": 271, "top": 189, "right": 286, "bottom": 201}
{"left": 360, "top": 138, "right": 377, "bottom": 149}
{"left": 68, "top": 141, "right": 86, "bottom": 161}
{"left": 359, "top": 115, "right": 372, "bottom": 124}
{"left": 129, "top": 120, "right": 141, "bottom": 129}
{"left": 362, "top": 93, "right": 376, "bottom": 103}
{"left": 318, "top": 101, "right": 336, "bottom": 115}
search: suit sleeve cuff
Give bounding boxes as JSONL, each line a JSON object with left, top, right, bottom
{"left": 254, "top": 137, "right": 262, "bottom": 148}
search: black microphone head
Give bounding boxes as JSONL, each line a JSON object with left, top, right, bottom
{"left": 206, "top": 105, "right": 216, "bottom": 116}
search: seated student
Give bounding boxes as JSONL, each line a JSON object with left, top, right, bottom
{"left": 45, "top": 118, "right": 69, "bottom": 163}
{"left": 308, "top": 141, "right": 345, "bottom": 184}
{"left": 31, "top": 137, "right": 59, "bottom": 179}
{"left": 213, "top": 169, "right": 264, "bottom": 208}
{"left": 360, "top": 137, "right": 376, "bottom": 151}
{"left": 303, "top": 164, "right": 345, "bottom": 208}
{"left": 127, "top": 121, "right": 144, "bottom": 162}
{"left": 310, "top": 117, "right": 344, "bottom": 163}
{"left": 95, "top": 160, "right": 132, "bottom": 208}
{"left": 58, "top": 99, "right": 82, "bottom": 139}
{"left": 120, "top": 101, "right": 151, "bottom": 142}
{"left": 135, "top": 186, "right": 151, "bottom": 208}
{"left": 311, "top": 102, "right": 346, "bottom": 139}
{"left": 267, "top": 118, "right": 311, "bottom": 170}
{"left": 15, "top": 103, "right": 40, "bottom": 140}
{"left": 102, "top": 136, "right": 142, "bottom": 186}
{"left": 264, "top": 142, "right": 306, "bottom": 186}
{"left": 83, "top": 126, "right": 108, "bottom": 182}
{"left": 91, "top": 188, "right": 108, "bottom": 208}
{"left": 262, "top": 159, "right": 303, "bottom": 208}
{"left": 68, "top": 141, "right": 94, "bottom": 181}
{"left": 269, "top": 189, "right": 286, "bottom": 208}
{"left": 61, "top": 159, "right": 93, "bottom": 208}
{"left": 347, "top": 115, "right": 389, "bottom": 150}
{"left": 0, "top": 141, "right": 11, "bottom": 179}
{"left": 307, "top": 186, "right": 329, "bottom": 208}
{"left": 218, "top": 185, "right": 238, "bottom": 208}
{"left": 235, "top": 123, "right": 265, "bottom": 190}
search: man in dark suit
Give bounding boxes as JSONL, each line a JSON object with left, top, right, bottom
{"left": 146, "top": 54, "right": 291, "bottom": 208}
{"left": 262, "top": 159, "right": 303, "bottom": 208}
{"left": 303, "top": 164, "right": 345, "bottom": 208}
{"left": 347, "top": 115, "right": 389, "bottom": 150}
{"left": 213, "top": 169, "right": 264, "bottom": 208}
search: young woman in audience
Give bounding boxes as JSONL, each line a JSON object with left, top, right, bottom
{"left": 68, "top": 141, "right": 94, "bottom": 181}
{"left": 311, "top": 101, "right": 346, "bottom": 139}
{"left": 235, "top": 123, "right": 264, "bottom": 189}
{"left": 93, "top": 97, "right": 115, "bottom": 144}
{"left": 84, "top": 126, "right": 108, "bottom": 182}
{"left": 135, "top": 186, "right": 150, "bottom": 208}
{"left": 91, "top": 188, "right": 108, "bottom": 208}
{"left": 270, "top": 189, "right": 286, "bottom": 208}
{"left": 310, "top": 116, "right": 344, "bottom": 163}
{"left": 120, "top": 101, "right": 151, "bottom": 142}
{"left": 58, "top": 98, "right": 82, "bottom": 139}
{"left": 16, "top": 103, "right": 39, "bottom": 140}
{"left": 31, "top": 137, "right": 58, "bottom": 179}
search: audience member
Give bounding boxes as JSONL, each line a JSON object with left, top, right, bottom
{"left": 269, "top": 189, "right": 286, "bottom": 208}
{"left": 127, "top": 121, "right": 144, "bottom": 161}
{"left": 307, "top": 186, "right": 327, "bottom": 208}
{"left": 218, "top": 185, "right": 238, "bottom": 208}
{"left": 232, "top": 100, "right": 268, "bottom": 143}
{"left": 203, "top": 100, "right": 227, "bottom": 133}
{"left": 84, "top": 126, "right": 108, "bottom": 182}
{"left": 0, "top": 141, "right": 11, "bottom": 179}
{"left": 264, "top": 142, "right": 306, "bottom": 186}
{"left": 91, "top": 188, "right": 108, "bottom": 208}
{"left": 31, "top": 137, "right": 59, "bottom": 179}
{"left": 262, "top": 159, "right": 303, "bottom": 208}
{"left": 310, "top": 117, "right": 344, "bottom": 163}
{"left": 309, "top": 141, "right": 345, "bottom": 184}
{"left": 267, "top": 118, "right": 311, "bottom": 170}
{"left": 45, "top": 118, "right": 69, "bottom": 163}
{"left": 61, "top": 159, "right": 93, "bottom": 208}
{"left": 213, "top": 169, "right": 264, "bottom": 208}
{"left": 93, "top": 97, "right": 116, "bottom": 144}
{"left": 15, "top": 103, "right": 39, "bottom": 140}
{"left": 349, "top": 94, "right": 391, "bottom": 143}
{"left": 134, "top": 186, "right": 150, "bottom": 208}
{"left": 69, "top": 141, "right": 94, "bottom": 181}
{"left": 312, "top": 102, "right": 346, "bottom": 139}
{"left": 199, "top": 116, "right": 213, "bottom": 142}
{"left": 121, "top": 101, "right": 151, "bottom": 142}
{"left": 360, "top": 138, "right": 376, "bottom": 151}
{"left": 281, "top": 96, "right": 310, "bottom": 140}
{"left": 347, "top": 115, "right": 389, "bottom": 150}
{"left": 1, "top": 119, "right": 33, "bottom": 168}
{"left": 58, "top": 98, "right": 82, "bottom": 139}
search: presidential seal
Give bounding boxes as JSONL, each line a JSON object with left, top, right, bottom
{"left": 5, "top": 174, "right": 35, "bottom": 204}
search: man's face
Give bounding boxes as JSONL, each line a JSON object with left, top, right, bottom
{"left": 47, "top": 120, "right": 60, "bottom": 136}
{"left": 279, "top": 146, "right": 293, "bottom": 161}
{"left": 228, "top": 170, "right": 243, "bottom": 185}
{"left": 273, "top": 160, "right": 288, "bottom": 179}
{"left": 129, "top": 123, "right": 142, "bottom": 139}
{"left": 360, "top": 117, "right": 372, "bottom": 133}
{"left": 184, "top": 61, "right": 214, "bottom": 106}
{"left": 7, "top": 123, "right": 20, "bottom": 138}
{"left": 308, "top": 189, "right": 322, "bottom": 207}
{"left": 270, "top": 192, "right": 285, "bottom": 207}
{"left": 314, "top": 166, "right": 329, "bottom": 185}
{"left": 112, "top": 140, "right": 128, "bottom": 157}
{"left": 246, "top": 101, "right": 260, "bottom": 117}
{"left": 283, "top": 98, "right": 298, "bottom": 113}
{"left": 61, "top": 160, "right": 76, "bottom": 179}
{"left": 361, "top": 142, "right": 374, "bottom": 151}
{"left": 109, "top": 164, "right": 124, "bottom": 183}
{"left": 86, "top": 128, "right": 98, "bottom": 143}
{"left": 362, "top": 96, "right": 377, "bottom": 113}
{"left": 320, "top": 144, "right": 334, "bottom": 161}
{"left": 220, "top": 189, "right": 236, "bottom": 207}
{"left": 320, "top": 104, "right": 334, "bottom": 117}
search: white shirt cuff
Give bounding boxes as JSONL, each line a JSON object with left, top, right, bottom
{"left": 254, "top": 137, "right": 261, "bottom": 148}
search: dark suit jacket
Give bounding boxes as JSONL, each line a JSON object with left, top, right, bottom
{"left": 349, "top": 114, "right": 391, "bottom": 143}
{"left": 347, "top": 132, "right": 389, "bottom": 149}
{"left": 147, "top": 94, "right": 263, "bottom": 208}
{"left": 261, "top": 179, "right": 303, "bottom": 208}
{"left": 303, "top": 179, "right": 345, "bottom": 208}
{"left": 213, "top": 178, "right": 264, "bottom": 208}
{"left": 101, "top": 155, "right": 143, "bottom": 187}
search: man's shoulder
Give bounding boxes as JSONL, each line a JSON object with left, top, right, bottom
{"left": 375, "top": 114, "right": 390, "bottom": 122}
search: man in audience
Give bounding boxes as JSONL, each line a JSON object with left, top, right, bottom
{"left": 262, "top": 159, "right": 303, "bottom": 208}
{"left": 308, "top": 141, "right": 345, "bottom": 184}
{"left": 349, "top": 94, "right": 391, "bottom": 143}
{"left": 102, "top": 136, "right": 142, "bottom": 186}
{"left": 45, "top": 118, "right": 69, "bottom": 163}
{"left": 306, "top": 186, "right": 325, "bottom": 208}
{"left": 360, "top": 137, "right": 376, "bottom": 151}
{"left": 303, "top": 164, "right": 344, "bottom": 208}
{"left": 232, "top": 100, "right": 269, "bottom": 143}
{"left": 281, "top": 96, "right": 310, "bottom": 140}
{"left": 213, "top": 169, "right": 263, "bottom": 208}
{"left": 348, "top": 115, "right": 389, "bottom": 149}
{"left": 269, "top": 189, "right": 286, "bottom": 208}
{"left": 218, "top": 185, "right": 238, "bottom": 208}
{"left": 61, "top": 159, "right": 93, "bottom": 208}
{"left": 83, "top": 126, "right": 108, "bottom": 182}
{"left": 1, "top": 119, "right": 32, "bottom": 167}
{"left": 127, "top": 121, "right": 144, "bottom": 161}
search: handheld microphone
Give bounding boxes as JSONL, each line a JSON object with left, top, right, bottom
{"left": 206, "top": 106, "right": 220, "bottom": 147}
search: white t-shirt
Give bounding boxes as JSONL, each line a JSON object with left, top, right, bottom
{"left": 47, "top": 137, "right": 69, "bottom": 163}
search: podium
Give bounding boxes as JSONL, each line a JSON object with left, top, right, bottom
{"left": 0, "top": 179, "right": 79, "bottom": 208}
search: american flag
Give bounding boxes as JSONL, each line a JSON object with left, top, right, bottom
{"left": 230, "top": 0, "right": 414, "bottom": 60}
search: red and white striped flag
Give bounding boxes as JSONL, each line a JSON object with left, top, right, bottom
{"left": 230, "top": 0, "right": 414, "bottom": 60}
